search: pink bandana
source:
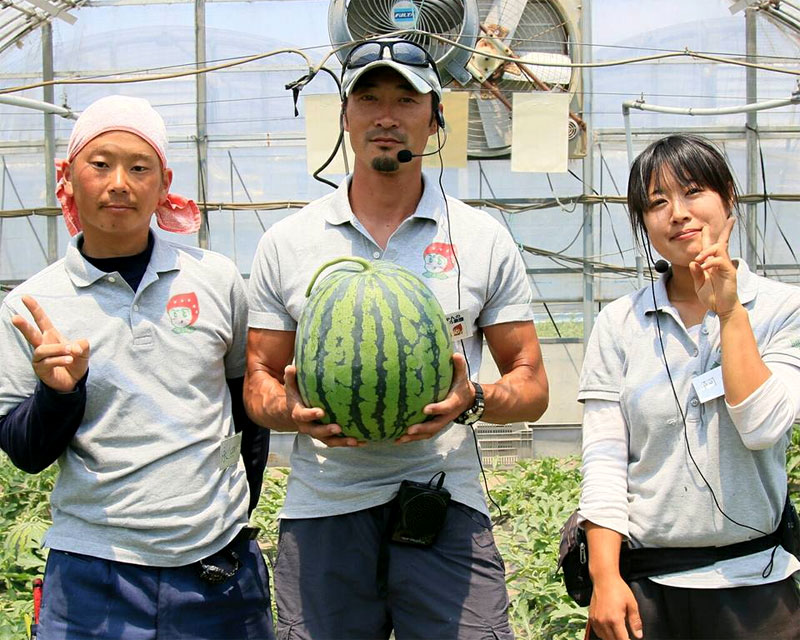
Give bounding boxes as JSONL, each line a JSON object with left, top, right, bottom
{"left": 55, "top": 95, "right": 200, "bottom": 236}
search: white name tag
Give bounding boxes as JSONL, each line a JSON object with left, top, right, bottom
{"left": 691, "top": 367, "right": 725, "bottom": 403}
{"left": 219, "top": 432, "right": 242, "bottom": 470}
{"left": 445, "top": 308, "right": 473, "bottom": 341}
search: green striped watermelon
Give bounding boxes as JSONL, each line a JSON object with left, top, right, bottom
{"left": 295, "top": 256, "right": 454, "bottom": 441}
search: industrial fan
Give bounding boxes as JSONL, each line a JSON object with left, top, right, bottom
{"left": 328, "top": 0, "right": 585, "bottom": 159}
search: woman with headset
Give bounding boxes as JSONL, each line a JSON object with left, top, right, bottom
{"left": 578, "top": 134, "right": 800, "bottom": 640}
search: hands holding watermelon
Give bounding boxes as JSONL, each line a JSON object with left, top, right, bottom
{"left": 283, "top": 352, "right": 470, "bottom": 447}
{"left": 395, "top": 353, "right": 471, "bottom": 444}
{"left": 283, "top": 364, "right": 366, "bottom": 447}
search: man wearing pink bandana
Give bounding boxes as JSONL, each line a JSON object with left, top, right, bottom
{"left": 0, "top": 95, "right": 275, "bottom": 639}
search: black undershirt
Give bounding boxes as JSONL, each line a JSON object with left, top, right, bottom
{"left": 80, "top": 232, "right": 154, "bottom": 292}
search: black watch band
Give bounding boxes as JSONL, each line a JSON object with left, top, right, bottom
{"left": 455, "top": 382, "right": 484, "bottom": 426}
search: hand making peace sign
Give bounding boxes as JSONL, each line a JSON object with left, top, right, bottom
{"left": 689, "top": 216, "right": 739, "bottom": 317}
{"left": 10, "top": 296, "right": 90, "bottom": 393}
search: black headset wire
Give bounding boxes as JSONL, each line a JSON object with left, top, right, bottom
{"left": 638, "top": 226, "right": 779, "bottom": 576}
{"left": 311, "top": 67, "right": 346, "bottom": 189}
{"left": 434, "top": 127, "right": 505, "bottom": 524}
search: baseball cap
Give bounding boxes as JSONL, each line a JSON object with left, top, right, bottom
{"left": 340, "top": 40, "right": 442, "bottom": 100}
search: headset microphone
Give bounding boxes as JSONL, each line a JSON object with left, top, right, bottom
{"left": 397, "top": 124, "right": 448, "bottom": 163}
{"left": 654, "top": 259, "right": 670, "bottom": 274}
{"left": 397, "top": 146, "right": 441, "bottom": 163}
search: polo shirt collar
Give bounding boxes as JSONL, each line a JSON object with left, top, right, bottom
{"left": 64, "top": 231, "right": 180, "bottom": 289}
{"left": 323, "top": 173, "right": 445, "bottom": 226}
{"left": 644, "top": 258, "right": 758, "bottom": 314}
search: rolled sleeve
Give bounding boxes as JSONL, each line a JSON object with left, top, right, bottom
{"left": 577, "top": 306, "right": 626, "bottom": 403}
{"left": 223, "top": 268, "right": 250, "bottom": 379}
{"left": 760, "top": 297, "right": 800, "bottom": 369}
{"left": 247, "top": 232, "right": 297, "bottom": 331}
{"left": 726, "top": 362, "right": 800, "bottom": 450}
{"left": 478, "top": 227, "right": 533, "bottom": 327}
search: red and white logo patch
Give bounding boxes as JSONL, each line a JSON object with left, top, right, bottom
{"left": 167, "top": 292, "right": 199, "bottom": 333}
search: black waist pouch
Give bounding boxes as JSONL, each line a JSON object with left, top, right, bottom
{"left": 779, "top": 495, "right": 800, "bottom": 558}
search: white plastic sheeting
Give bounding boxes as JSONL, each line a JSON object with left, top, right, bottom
{"left": 0, "top": 0, "right": 798, "bottom": 306}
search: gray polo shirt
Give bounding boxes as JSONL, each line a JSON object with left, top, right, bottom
{"left": 579, "top": 260, "right": 800, "bottom": 584}
{"left": 0, "top": 234, "right": 250, "bottom": 566}
{"left": 248, "top": 174, "right": 533, "bottom": 518}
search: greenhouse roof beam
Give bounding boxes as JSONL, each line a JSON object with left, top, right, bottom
{"left": 0, "top": 0, "right": 88, "bottom": 55}
{"left": 23, "top": 0, "right": 77, "bottom": 24}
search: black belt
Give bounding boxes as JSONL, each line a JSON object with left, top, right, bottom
{"left": 197, "top": 526, "right": 258, "bottom": 584}
{"left": 622, "top": 496, "right": 800, "bottom": 580}
{"left": 621, "top": 531, "right": 780, "bottom": 581}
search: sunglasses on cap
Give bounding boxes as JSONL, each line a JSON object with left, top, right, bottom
{"left": 343, "top": 40, "right": 442, "bottom": 82}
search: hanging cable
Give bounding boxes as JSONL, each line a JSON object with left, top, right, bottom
{"left": 567, "top": 166, "right": 629, "bottom": 265}
{"left": 2, "top": 29, "right": 800, "bottom": 98}
{"left": 477, "top": 161, "right": 566, "bottom": 339}
{"left": 754, "top": 130, "right": 800, "bottom": 273}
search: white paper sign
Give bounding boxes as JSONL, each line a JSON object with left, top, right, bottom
{"left": 510, "top": 92, "right": 571, "bottom": 173}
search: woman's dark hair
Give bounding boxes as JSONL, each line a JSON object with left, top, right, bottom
{"left": 627, "top": 134, "right": 739, "bottom": 242}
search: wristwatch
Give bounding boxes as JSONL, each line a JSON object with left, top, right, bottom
{"left": 455, "top": 382, "right": 484, "bottom": 426}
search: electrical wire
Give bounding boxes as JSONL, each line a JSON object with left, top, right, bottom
{"left": 477, "top": 160, "right": 569, "bottom": 338}
{"left": 545, "top": 172, "right": 578, "bottom": 213}
{"left": 1, "top": 29, "right": 799, "bottom": 98}
{"left": 568, "top": 165, "right": 630, "bottom": 266}
{"left": 755, "top": 128, "right": 800, "bottom": 274}
{"left": 595, "top": 152, "right": 632, "bottom": 269}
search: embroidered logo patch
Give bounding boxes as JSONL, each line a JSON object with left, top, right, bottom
{"left": 791, "top": 338, "right": 800, "bottom": 349}
{"left": 167, "top": 292, "right": 199, "bottom": 334}
{"left": 422, "top": 242, "right": 457, "bottom": 279}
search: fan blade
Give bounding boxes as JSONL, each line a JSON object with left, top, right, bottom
{"left": 475, "top": 94, "right": 511, "bottom": 149}
{"left": 502, "top": 52, "right": 572, "bottom": 86}
{"left": 482, "top": 0, "right": 526, "bottom": 42}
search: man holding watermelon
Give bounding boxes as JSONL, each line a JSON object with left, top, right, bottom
{"left": 246, "top": 39, "right": 549, "bottom": 639}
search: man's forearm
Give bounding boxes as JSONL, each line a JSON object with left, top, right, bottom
{"left": 482, "top": 364, "right": 548, "bottom": 424}
{"left": 243, "top": 369, "right": 299, "bottom": 432}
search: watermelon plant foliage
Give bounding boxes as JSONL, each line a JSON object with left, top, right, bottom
{"left": 2, "top": 429, "right": 799, "bottom": 639}
{"left": 295, "top": 256, "right": 454, "bottom": 440}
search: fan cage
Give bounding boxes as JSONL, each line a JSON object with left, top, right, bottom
{"left": 339, "top": 0, "right": 470, "bottom": 65}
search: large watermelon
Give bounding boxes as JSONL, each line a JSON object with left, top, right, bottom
{"left": 295, "top": 256, "right": 454, "bottom": 441}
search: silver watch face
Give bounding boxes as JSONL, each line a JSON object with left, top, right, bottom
{"left": 462, "top": 412, "right": 481, "bottom": 426}
{"left": 457, "top": 382, "right": 484, "bottom": 425}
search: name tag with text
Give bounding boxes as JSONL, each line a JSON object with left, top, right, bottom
{"left": 692, "top": 367, "right": 725, "bottom": 403}
{"left": 445, "top": 308, "right": 474, "bottom": 341}
{"left": 219, "top": 432, "right": 242, "bottom": 470}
